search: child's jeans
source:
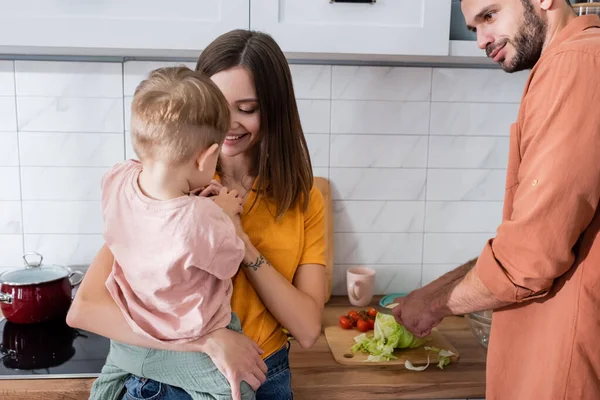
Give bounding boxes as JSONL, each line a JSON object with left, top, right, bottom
{"left": 120, "top": 341, "right": 293, "bottom": 400}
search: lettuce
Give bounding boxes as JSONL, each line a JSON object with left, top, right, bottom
{"left": 351, "top": 312, "right": 425, "bottom": 362}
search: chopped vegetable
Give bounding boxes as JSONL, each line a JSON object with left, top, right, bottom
{"left": 351, "top": 312, "right": 425, "bottom": 361}
{"left": 405, "top": 355, "right": 430, "bottom": 371}
{"left": 424, "top": 346, "right": 456, "bottom": 369}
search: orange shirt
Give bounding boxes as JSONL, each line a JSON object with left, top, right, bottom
{"left": 226, "top": 183, "right": 326, "bottom": 358}
{"left": 474, "top": 15, "right": 600, "bottom": 400}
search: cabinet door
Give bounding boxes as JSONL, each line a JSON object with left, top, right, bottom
{"left": 251, "top": 0, "right": 451, "bottom": 56}
{"left": 0, "top": 1, "right": 249, "bottom": 51}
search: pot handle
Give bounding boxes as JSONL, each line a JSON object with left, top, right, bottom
{"left": 0, "top": 292, "right": 13, "bottom": 304}
{"left": 68, "top": 270, "right": 84, "bottom": 288}
{"left": 22, "top": 252, "right": 43, "bottom": 269}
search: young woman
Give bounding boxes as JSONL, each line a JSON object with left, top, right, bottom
{"left": 67, "top": 29, "right": 327, "bottom": 400}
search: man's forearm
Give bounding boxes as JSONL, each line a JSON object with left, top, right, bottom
{"left": 422, "top": 258, "right": 478, "bottom": 294}
{"left": 430, "top": 266, "right": 512, "bottom": 318}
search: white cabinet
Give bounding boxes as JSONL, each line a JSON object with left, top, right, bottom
{"left": 251, "top": 0, "right": 451, "bottom": 56}
{"left": 0, "top": 0, "right": 249, "bottom": 52}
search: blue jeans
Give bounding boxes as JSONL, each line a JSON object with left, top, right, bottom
{"left": 121, "top": 343, "right": 293, "bottom": 400}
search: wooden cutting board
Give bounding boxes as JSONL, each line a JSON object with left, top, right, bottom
{"left": 324, "top": 324, "right": 460, "bottom": 366}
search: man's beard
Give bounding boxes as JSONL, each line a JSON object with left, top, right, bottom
{"left": 487, "top": 0, "right": 548, "bottom": 72}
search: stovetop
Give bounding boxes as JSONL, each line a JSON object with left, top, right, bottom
{"left": 0, "top": 317, "right": 110, "bottom": 380}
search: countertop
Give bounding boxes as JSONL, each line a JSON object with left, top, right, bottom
{"left": 0, "top": 297, "right": 487, "bottom": 400}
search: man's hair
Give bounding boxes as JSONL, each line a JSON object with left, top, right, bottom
{"left": 130, "top": 66, "right": 230, "bottom": 165}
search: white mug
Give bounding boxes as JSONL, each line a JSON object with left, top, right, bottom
{"left": 346, "top": 267, "right": 376, "bottom": 307}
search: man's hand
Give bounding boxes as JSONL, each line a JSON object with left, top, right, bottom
{"left": 391, "top": 290, "right": 446, "bottom": 338}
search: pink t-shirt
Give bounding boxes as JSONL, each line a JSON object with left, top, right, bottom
{"left": 101, "top": 160, "right": 245, "bottom": 343}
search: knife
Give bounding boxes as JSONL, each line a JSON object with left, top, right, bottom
{"left": 374, "top": 303, "right": 398, "bottom": 315}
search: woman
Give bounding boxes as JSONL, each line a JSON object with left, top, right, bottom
{"left": 67, "top": 29, "right": 327, "bottom": 400}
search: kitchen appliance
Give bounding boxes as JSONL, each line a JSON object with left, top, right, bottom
{"left": 0, "top": 252, "right": 83, "bottom": 324}
{"left": 0, "top": 316, "right": 109, "bottom": 379}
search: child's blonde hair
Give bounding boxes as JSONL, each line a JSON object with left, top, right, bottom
{"left": 131, "top": 66, "right": 230, "bottom": 165}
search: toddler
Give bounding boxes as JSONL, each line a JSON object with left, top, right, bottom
{"left": 90, "top": 66, "right": 254, "bottom": 400}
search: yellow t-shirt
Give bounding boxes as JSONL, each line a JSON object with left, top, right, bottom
{"left": 229, "top": 184, "right": 326, "bottom": 358}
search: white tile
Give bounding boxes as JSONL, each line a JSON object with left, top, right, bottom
{"left": 421, "top": 264, "right": 457, "bottom": 286}
{"left": 330, "top": 135, "right": 428, "bottom": 168}
{"left": 0, "top": 132, "right": 19, "bottom": 166}
{"left": 426, "top": 169, "right": 507, "bottom": 201}
{"left": 334, "top": 201, "right": 424, "bottom": 233}
{"left": 124, "top": 96, "right": 133, "bottom": 131}
{"left": 21, "top": 167, "right": 107, "bottom": 201}
{"left": 332, "top": 264, "right": 422, "bottom": 296}
{"left": 290, "top": 65, "right": 331, "bottom": 100}
{"left": 432, "top": 68, "right": 528, "bottom": 102}
{"left": 425, "top": 201, "right": 503, "bottom": 233}
{"left": 313, "top": 167, "right": 328, "bottom": 179}
{"left": 125, "top": 133, "right": 137, "bottom": 160}
{"left": 17, "top": 97, "right": 124, "bottom": 133}
{"left": 430, "top": 102, "right": 518, "bottom": 136}
{"left": 24, "top": 234, "right": 104, "bottom": 266}
{"left": 15, "top": 61, "right": 122, "bottom": 97}
{"left": 331, "top": 101, "right": 429, "bottom": 135}
{"left": 305, "top": 134, "right": 329, "bottom": 167}
{"left": 0, "top": 167, "right": 21, "bottom": 201}
{"left": 0, "top": 97, "right": 17, "bottom": 131}
{"left": 124, "top": 61, "right": 196, "bottom": 96}
{"left": 0, "top": 235, "right": 23, "bottom": 268}
{"left": 19, "top": 132, "right": 125, "bottom": 167}
{"left": 0, "top": 61, "right": 15, "bottom": 96}
{"left": 332, "top": 66, "right": 431, "bottom": 101}
{"left": 22, "top": 201, "right": 102, "bottom": 234}
{"left": 423, "top": 233, "right": 492, "bottom": 264}
{"left": 334, "top": 233, "right": 423, "bottom": 264}
{"left": 297, "top": 100, "right": 330, "bottom": 134}
{"left": 428, "top": 136, "right": 509, "bottom": 169}
{"left": 0, "top": 202, "right": 22, "bottom": 234}
{"left": 330, "top": 168, "right": 426, "bottom": 201}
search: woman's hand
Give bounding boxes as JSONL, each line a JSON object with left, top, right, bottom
{"left": 198, "top": 328, "right": 268, "bottom": 400}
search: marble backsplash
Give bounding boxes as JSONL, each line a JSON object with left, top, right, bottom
{"left": 0, "top": 60, "right": 528, "bottom": 295}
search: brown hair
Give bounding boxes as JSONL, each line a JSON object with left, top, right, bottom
{"left": 131, "top": 66, "right": 230, "bottom": 166}
{"left": 196, "top": 30, "right": 313, "bottom": 218}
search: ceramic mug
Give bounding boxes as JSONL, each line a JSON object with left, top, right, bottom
{"left": 346, "top": 267, "right": 376, "bottom": 307}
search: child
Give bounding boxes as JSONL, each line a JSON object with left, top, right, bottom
{"left": 90, "top": 66, "right": 255, "bottom": 400}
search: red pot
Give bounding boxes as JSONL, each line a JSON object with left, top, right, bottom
{"left": 0, "top": 252, "right": 83, "bottom": 324}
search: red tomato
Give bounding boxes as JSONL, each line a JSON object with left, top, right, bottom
{"left": 339, "top": 316, "right": 353, "bottom": 330}
{"left": 348, "top": 310, "right": 360, "bottom": 322}
{"left": 366, "top": 318, "right": 375, "bottom": 330}
{"left": 356, "top": 319, "right": 370, "bottom": 332}
{"left": 367, "top": 307, "right": 378, "bottom": 318}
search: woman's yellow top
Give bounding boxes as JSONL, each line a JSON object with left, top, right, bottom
{"left": 229, "top": 184, "right": 326, "bottom": 358}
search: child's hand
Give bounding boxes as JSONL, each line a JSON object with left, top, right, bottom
{"left": 213, "top": 187, "right": 243, "bottom": 218}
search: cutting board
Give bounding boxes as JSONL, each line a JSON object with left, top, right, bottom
{"left": 324, "top": 324, "right": 460, "bottom": 366}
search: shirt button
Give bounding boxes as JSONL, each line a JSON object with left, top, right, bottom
{"left": 532, "top": 179, "right": 538, "bottom": 187}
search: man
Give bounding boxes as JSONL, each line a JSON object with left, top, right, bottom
{"left": 393, "top": 1, "right": 600, "bottom": 399}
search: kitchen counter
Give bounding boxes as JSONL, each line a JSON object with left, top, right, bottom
{"left": 0, "top": 297, "right": 487, "bottom": 400}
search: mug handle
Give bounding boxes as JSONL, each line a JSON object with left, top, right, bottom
{"left": 350, "top": 281, "right": 362, "bottom": 301}
{"left": 68, "top": 270, "right": 84, "bottom": 288}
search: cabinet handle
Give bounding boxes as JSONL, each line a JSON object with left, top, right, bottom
{"left": 330, "top": 0, "right": 376, "bottom": 3}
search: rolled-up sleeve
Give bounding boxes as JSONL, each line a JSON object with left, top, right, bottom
{"left": 475, "top": 50, "right": 600, "bottom": 303}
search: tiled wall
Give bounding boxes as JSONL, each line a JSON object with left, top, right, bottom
{"left": 0, "top": 60, "right": 528, "bottom": 296}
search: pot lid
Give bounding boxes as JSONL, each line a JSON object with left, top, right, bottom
{"left": 0, "top": 252, "right": 69, "bottom": 286}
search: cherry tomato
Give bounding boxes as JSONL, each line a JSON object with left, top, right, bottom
{"left": 367, "top": 307, "right": 378, "bottom": 318}
{"left": 348, "top": 310, "right": 360, "bottom": 322}
{"left": 366, "top": 318, "right": 375, "bottom": 330}
{"left": 339, "top": 316, "right": 353, "bottom": 330}
{"left": 356, "top": 319, "right": 370, "bottom": 332}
